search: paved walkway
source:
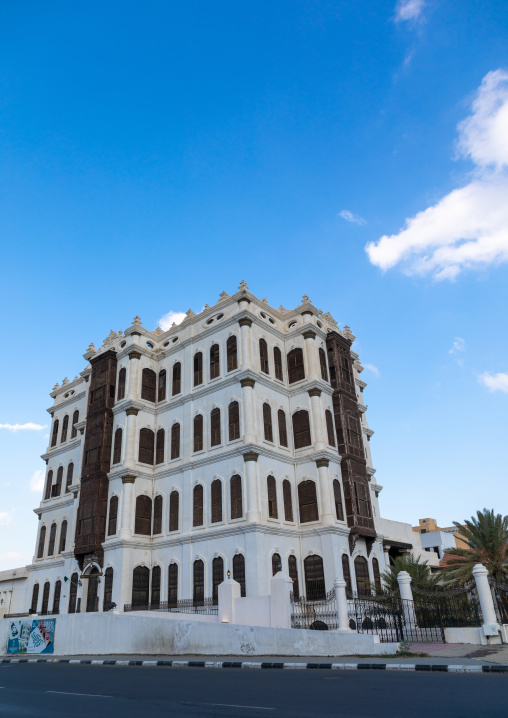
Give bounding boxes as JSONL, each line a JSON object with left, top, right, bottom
{"left": 407, "top": 642, "right": 508, "bottom": 664}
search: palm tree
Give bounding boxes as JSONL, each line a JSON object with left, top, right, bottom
{"left": 377, "top": 553, "right": 441, "bottom": 594}
{"left": 440, "top": 509, "right": 508, "bottom": 585}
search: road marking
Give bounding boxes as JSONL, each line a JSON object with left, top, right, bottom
{"left": 47, "top": 690, "right": 112, "bottom": 698}
{"left": 197, "top": 703, "right": 274, "bottom": 711}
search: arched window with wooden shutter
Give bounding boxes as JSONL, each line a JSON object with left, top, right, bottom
{"left": 230, "top": 475, "right": 242, "bottom": 519}
{"left": 287, "top": 348, "right": 305, "bottom": 384}
{"left": 103, "top": 567, "right": 114, "bottom": 611}
{"left": 172, "top": 362, "right": 181, "bottom": 395}
{"left": 228, "top": 401, "right": 240, "bottom": 441}
{"left": 47, "top": 523, "right": 57, "bottom": 556}
{"left": 298, "top": 480, "right": 319, "bottom": 523}
{"left": 168, "top": 563, "right": 178, "bottom": 606}
{"left": 333, "top": 480, "right": 344, "bottom": 521}
{"left": 259, "top": 339, "right": 269, "bottom": 374}
{"left": 61, "top": 415, "right": 69, "bottom": 443}
{"left": 193, "top": 559, "right": 204, "bottom": 605}
{"left": 44, "top": 471, "right": 53, "bottom": 500}
{"left": 263, "top": 403, "right": 273, "bottom": 442}
{"left": 212, "top": 556, "right": 224, "bottom": 604}
{"left": 211, "top": 479, "right": 222, "bottom": 523}
{"left": 193, "top": 485, "right": 203, "bottom": 526}
{"left": 68, "top": 573, "right": 78, "bottom": 613}
{"left": 169, "top": 491, "right": 179, "bottom": 531}
{"left": 233, "top": 554, "right": 246, "bottom": 597}
{"left": 194, "top": 352, "right": 203, "bottom": 386}
{"left": 304, "top": 555, "right": 325, "bottom": 600}
{"left": 156, "top": 428, "right": 165, "bottom": 464}
{"left": 134, "top": 495, "right": 152, "bottom": 536}
{"left": 267, "top": 476, "right": 278, "bottom": 519}
{"left": 53, "top": 466, "right": 63, "bottom": 497}
{"left": 70, "top": 411, "right": 79, "bottom": 441}
{"left": 108, "top": 495, "right": 118, "bottom": 535}
{"left": 59, "top": 520, "right": 67, "bottom": 553}
{"left": 282, "top": 479, "right": 293, "bottom": 522}
{"left": 292, "top": 410, "right": 311, "bottom": 449}
{"left": 51, "top": 419, "right": 59, "bottom": 447}
{"left": 210, "top": 407, "right": 221, "bottom": 446}
{"left": 288, "top": 555, "right": 299, "bottom": 599}
{"left": 37, "top": 526, "right": 46, "bottom": 558}
{"left": 278, "top": 410, "right": 288, "bottom": 447}
{"left": 355, "top": 480, "right": 372, "bottom": 519}
{"left": 273, "top": 347, "right": 283, "bottom": 381}
{"left": 153, "top": 495, "right": 163, "bottom": 534}
{"left": 342, "top": 555, "right": 352, "bottom": 592}
{"left": 372, "top": 558, "right": 382, "bottom": 591}
{"left": 354, "top": 556, "right": 371, "bottom": 596}
{"left": 319, "top": 348, "right": 328, "bottom": 382}
{"left": 138, "top": 428, "right": 155, "bottom": 465}
{"left": 210, "top": 344, "right": 220, "bottom": 379}
{"left": 193, "top": 414, "right": 203, "bottom": 452}
{"left": 113, "top": 428, "right": 122, "bottom": 464}
{"left": 170, "top": 423, "right": 180, "bottom": 460}
{"left": 117, "top": 368, "right": 126, "bottom": 401}
{"left": 226, "top": 336, "right": 237, "bottom": 372}
{"left": 52, "top": 580, "right": 61, "bottom": 614}
{"left": 41, "top": 581, "right": 50, "bottom": 614}
{"left": 65, "top": 462, "right": 74, "bottom": 493}
{"left": 325, "top": 410, "right": 336, "bottom": 447}
{"left": 151, "top": 565, "right": 161, "bottom": 608}
{"left": 132, "top": 566, "right": 150, "bottom": 608}
{"left": 31, "top": 583, "right": 39, "bottom": 613}
{"left": 272, "top": 552, "right": 281, "bottom": 575}
{"left": 158, "top": 369, "right": 167, "bottom": 402}
{"left": 141, "top": 368, "right": 157, "bottom": 402}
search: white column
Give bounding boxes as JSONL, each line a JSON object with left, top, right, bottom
{"left": 218, "top": 575, "right": 241, "bottom": 623}
{"left": 241, "top": 378, "right": 256, "bottom": 444}
{"left": 244, "top": 451, "right": 261, "bottom": 522}
{"left": 315, "top": 458, "right": 335, "bottom": 526}
{"left": 125, "top": 408, "right": 138, "bottom": 466}
{"left": 303, "top": 330, "right": 319, "bottom": 380}
{"left": 397, "top": 570, "right": 417, "bottom": 626}
{"left": 472, "top": 564, "right": 499, "bottom": 629}
{"left": 119, "top": 475, "right": 136, "bottom": 540}
{"left": 309, "top": 388, "right": 326, "bottom": 450}
{"left": 127, "top": 350, "right": 141, "bottom": 399}
{"left": 334, "top": 578, "right": 351, "bottom": 631}
{"left": 270, "top": 572, "right": 293, "bottom": 628}
{"left": 239, "top": 318, "right": 253, "bottom": 370}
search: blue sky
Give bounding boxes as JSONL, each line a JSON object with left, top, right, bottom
{"left": 1, "top": 0, "right": 507, "bottom": 570}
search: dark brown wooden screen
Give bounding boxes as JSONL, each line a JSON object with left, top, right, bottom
{"left": 65, "top": 462, "right": 74, "bottom": 492}
{"left": 267, "top": 475, "right": 278, "bottom": 519}
{"left": 194, "top": 352, "right": 203, "bottom": 386}
{"left": 193, "top": 485, "right": 203, "bottom": 526}
{"left": 68, "top": 573, "right": 78, "bottom": 613}
{"left": 341, "top": 354, "right": 352, "bottom": 385}
{"left": 292, "top": 410, "right": 311, "bottom": 449}
{"left": 304, "top": 555, "right": 325, "bottom": 600}
{"left": 355, "top": 480, "right": 372, "bottom": 519}
{"left": 354, "top": 556, "right": 371, "bottom": 596}
{"left": 263, "top": 403, "right": 273, "bottom": 442}
{"left": 103, "top": 567, "right": 114, "bottom": 611}
{"left": 53, "top": 467, "right": 63, "bottom": 497}
{"left": 212, "top": 556, "right": 224, "bottom": 604}
{"left": 52, "top": 580, "right": 61, "bottom": 614}
{"left": 319, "top": 348, "right": 328, "bottom": 382}
{"left": 170, "top": 423, "right": 180, "bottom": 459}
{"left": 41, "top": 581, "right": 50, "bottom": 614}
{"left": 117, "top": 368, "right": 126, "bottom": 401}
{"left": 59, "top": 520, "right": 67, "bottom": 553}
{"left": 325, "top": 410, "right": 336, "bottom": 447}
{"left": 230, "top": 475, "right": 242, "bottom": 519}
{"left": 287, "top": 348, "right": 305, "bottom": 384}
{"left": 372, "top": 558, "right": 382, "bottom": 591}
{"left": 156, "top": 427, "right": 165, "bottom": 464}
{"left": 168, "top": 563, "right": 178, "bottom": 605}
{"left": 158, "top": 370, "right": 167, "bottom": 402}
{"left": 138, "top": 428, "right": 155, "bottom": 464}
{"left": 273, "top": 347, "right": 283, "bottom": 381}
{"left": 233, "top": 554, "right": 246, "bottom": 597}
{"left": 169, "top": 490, "right": 179, "bottom": 531}
{"left": 153, "top": 495, "right": 163, "bottom": 534}
{"left": 288, "top": 555, "right": 299, "bottom": 599}
{"left": 333, "top": 479, "right": 345, "bottom": 521}
{"left": 228, "top": 401, "right": 240, "bottom": 441}
{"left": 61, "top": 415, "right": 69, "bottom": 443}
{"left": 132, "top": 566, "right": 149, "bottom": 607}
{"left": 278, "top": 410, "right": 288, "bottom": 447}
{"left": 151, "top": 565, "right": 161, "bottom": 607}
{"left": 227, "top": 336, "right": 237, "bottom": 372}
{"left": 193, "top": 414, "right": 203, "bottom": 452}
{"left": 141, "top": 368, "right": 157, "bottom": 402}
{"left": 210, "top": 407, "right": 221, "bottom": 446}
{"left": 210, "top": 344, "right": 220, "bottom": 379}
{"left": 342, "top": 555, "right": 352, "bottom": 592}
{"left": 282, "top": 479, "right": 293, "bottom": 521}
{"left": 259, "top": 338, "right": 269, "bottom": 374}
{"left": 37, "top": 526, "right": 46, "bottom": 558}
{"left": 298, "top": 480, "right": 319, "bottom": 523}
{"left": 172, "top": 362, "right": 181, "bottom": 395}
{"left": 71, "top": 409, "right": 79, "bottom": 438}
{"left": 272, "top": 552, "right": 281, "bottom": 575}
{"left": 113, "top": 428, "right": 122, "bottom": 464}
{"left": 108, "top": 495, "right": 118, "bottom": 535}
{"left": 134, "top": 495, "right": 152, "bottom": 535}
{"left": 51, "top": 419, "right": 59, "bottom": 447}
{"left": 31, "top": 584, "right": 39, "bottom": 613}
{"left": 211, "top": 479, "right": 222, "bottom": 523}
{"left": 47, "top": 523, "right": 57, "bottom": 556}
{"left": 44, "top": 470, "right": 53, "bottom": 500}
{"left": 193, "top": 560, "right": 204, "bottom": 605}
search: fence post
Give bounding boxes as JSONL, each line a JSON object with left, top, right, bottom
{"left": 472, "top": 564, "right": 501, "bottom": 642}
{"left": 333, "top": 578, "right": 351, "bottom": 631}
{"left": 218, "top": 575, "right": 241, "bottom": 624}
{"left": 397, "top": 570, "right": 417, "bottom": 628}
{"left": 270, "top": 572, "right": 293, "bottom": 628}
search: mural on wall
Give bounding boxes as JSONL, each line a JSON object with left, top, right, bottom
{"left": 7, "top": 619, "right": 56, "bottom": 654}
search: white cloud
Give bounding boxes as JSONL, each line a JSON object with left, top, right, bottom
{"left": 157, "top": 311, "right": 187, "bottom": 331}
{"left": 29, "top": 470, "right": 45, "bottom": 493}
{"left": 366, "top": 69, "right": 508, "bottom": 280}
{"left": 363, "top": 363, "right": 380, "bottom": 377}
{"left": 449, "top": 337, "right": 466, "bottom": 355}
{"left": 478, "top": 372, "right": 508, "bottom": 394}
{"left": 395, "top": 0, "right": 425, "bottom": 23}
{"left": 0, "top": 512, "right": 13, "bottom": 527}
{"left": 0, "top": 423, "right": 46, "bottom": 431}
{"left": 338, "top": 209, "right": 366, "bottom": 226}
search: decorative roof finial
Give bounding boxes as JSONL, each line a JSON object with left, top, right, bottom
{"left": 132, "top": 315, "right": 142, "bottom": 326}
{"left": 186, "top": 308, "right": 195, "bottom": 318}
{"left": 343, "top": 325, "right": 356, "bottom": 342}
{"left": 218, "top": 290, "right": 230, "bottom": 302}
{"left": 87, "top": 342, "right": 96, "bottom": 353}
{"left": 62, "top": 377, "right": 69, "bottom": 385}
{"left": 238, "top": 279, "right": 249, "bottom": 291}
{"left": 52, "top": 382, "right": 60, "bottom": 391}
{"left": 154, "top": 326, "right": 163, "bottom": 335}
{"left": 302, "top": 294, "right": 311, "bottom": 303}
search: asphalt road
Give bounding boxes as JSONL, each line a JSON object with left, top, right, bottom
{"left": 0, "top": 663, "right": 506, "bottom": 718}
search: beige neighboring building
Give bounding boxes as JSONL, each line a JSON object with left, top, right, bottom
{"left": 413, "top": 518, "right": 470, "bottom": 560}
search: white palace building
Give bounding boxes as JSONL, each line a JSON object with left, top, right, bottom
{"left": 0, "top": 283, "right": 436, "bottom": 619}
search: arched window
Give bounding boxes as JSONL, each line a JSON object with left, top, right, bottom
{"left": 108, "top": 495, "right": 118, "bottom": 536}
{"left": 51, "top": 419, "right": 59, "bottom": 447}
{"left": 37, "top": 526, "right": 46, "bottom": 558}
{"left": 287, "top": 348, "right": 305, "bottom": 384}
{"left": 210, "top": 344, "right": 220, "bottom": 379}
{"left": 168, "top": 563, "right": 178, "bottom": 606}
{"left": 59, "top": 520, "right": 67, "bottom": 553}
{"left": 292, "top": 410, "right": 311, "bottom": 449}
{"left": 355, "top": 480, "right": 372, "bottom": 519}
{"left": 158, "top": 369, "right": 167, "bottom": 402}
{"left": 47, "top": 524, "right": 57, "bottom": 556}
{"left": 169, "top": 491, "right": 179, "bottom": 531}
{"left": 132, "top": 566, "right": 150, "bottom": 608}
{"left": 41, "top": 581, "right": 50, "bottom": 614}
{"left": 151, "top": 566, "right": 161, "bottom": 608}
{"left": 288, "top": 556, "right": 299, "bottom": 599}
{"left": 193, "top": 485, "right": 203, "bottom": 526}
{"left": 138, "top": 428, "right": 155, "bottom": 465}
{"left": 233, "top": 554, "right": 246, "bottom": 597}
{"left": 263, "top": 403, "right": 273, "bottom": 442}
{"left": 298, "top": 480, "right": 319, "bottom": 523}
{"left": 341, "top": 353, "right": 352, "bottom": 385}
{"left": 113, "top": 428, "right": 122, "bottom": 464}
{"left": 68, "top": 573, "right": 78, "bottom": 613}
{"left": 134, "top": 495, "right": 152, "bottom": 535}
{"left": 228, "top": 401, "right": 240, "bottom": 441}
{"left": 153, "top": 495, "right": 163, "bottom": 534}
{"left": 53, "top": 466, "right": 63, "bottom": 497}
{"left": 44, "top": 470, "right": 53, "bottom": 500}
{"left": 304, "top": 555, "right": 325, "bottom": 600}
{"left": 172, "top": 362, "right": 181, "bottom": 395}
{"left": 342, "top": 555, "right": 352, "bottom": 592}
{"left": 227, "top": 336, "right": 237, "bottom": 372}
{"left": 273, "top": 347, "right": 283, "bottom": 381}
{"left": 86, "top": 567, "right": 99, "bottom": 613}
{"left": 210, "top": 407, "right": 221, "bottom": 446}
{"left": 71, "top": 410, "right": 79, "bottom": 439}
{"left": 53, "top": 580, "right": 61, "bottom": 614}
{"left": 325, "top": 410, "right": 336, "bottom": 447}
{"left": 333, "top": 480, "right": 344, "bottom": 521}
{"left": 194, "top": 351, "right": 203, "bottom": 386}
{"left": 193, "top": 560, "right": 204, "bottom": 605}
{"left": 212, "top": 556, "right": 224, "bottom": 604}
{"left": 283, "top": 479, "right": 293, "bottom": 522}
{"left": 355, "top": 556, "right": 371, "bottom": 597}
{"left": 117, "top": 368, "right": 126, "bottom": 401}
{"left": 170, "top": 423, "right": 180, "bottom": 460}
{"left": 193, "top": 414, "right": 203, "bottom": 452}
{"left": 278, "top": 410, "right": 288, "bottom": 447}
{"left": 372, "top": 558, "right": 382, "bottom": 591}
{"left": 156, "top": 427, "right": 166, "bottom": 464}
{"left": 65, "top": 462, "right": 74, "bottom": 492}
{"left": 211, "top": 479, "right": 222, "bottom": 523}
{"left": 103, "top": 567, "right": 114, "bottom": 611}
{"left": 272, "top": 552, "right": 281, "bottom": 576}
{"left": 267, "top": 476, "right": 278, "bottom": 519}
{"left": 61, "top": 415, "right": 69, "bottom": 443}
{"left": 31, "top": 583, "right": 39, "bottom": 613}
{"left": 230, "top": 475, "right": 242, "bottom": 519}
{"left": 141, "top": 368, "right": 157, "bottom": 402}
{"left": 259, "top": 339, "right": 269, "bottom": 374}
{"left": 319, "top": 348, "right": 328, "bottom": 382}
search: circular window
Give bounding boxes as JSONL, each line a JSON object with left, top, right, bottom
{"left": 64, "top": 393, "right": 69, "bottom": 398}
{"left": 260, "top": 312, "right": 266, "bottom": 319}
{"left": 120, "top": 340, "right": 126, "bottom": 348}
{"left": 288, "top": 321, "right": 297, "bottom": 329}
{"left": 146, "top": 341, "right": 154, "bottom": 349}
{"left": 206, "top": 318, "right": 214, "bottom": 325}
{"left": 163, "top": 341, "right": 170, "bottom": 347}
{"left": 269, "top": 318, "right": 275, "bottom": 325}
{"left": 316, "top": 321, "right": 322, "bottom": 329}
{"left": 216, "top": 313, "right": 224, "bottom": 321}
{"left": 172, "top": 337, "right": 179, "bottom": 343}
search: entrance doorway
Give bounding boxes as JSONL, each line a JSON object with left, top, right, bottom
{"left": 86, "top": 568, "right": 99, "bottom": 612}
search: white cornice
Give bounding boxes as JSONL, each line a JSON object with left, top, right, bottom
{"left": 41, "top": 437, "right": 82, "bottom": 462}
{"left": 47, "top": 390, "right": 87, "bottom": 415}
{"left": 34, "top": 495, "right": 75, "bottom": 515}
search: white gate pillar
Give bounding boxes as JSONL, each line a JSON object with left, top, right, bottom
{"left": 397, "top": 570, "right": 417, "bottom": 626}
{"left": 472, "top": 564, "right": 501, "bottom": 642}
{"left": 334, "top": 578, "right": 351, "bottom": 631}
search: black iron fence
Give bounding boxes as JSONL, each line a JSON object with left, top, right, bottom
{"left": 124, "top": 598, "right": 218, "bottom": 615}
{"left": 290, "top": 589, "right": 338, "bottom": 630}
{"left": 489, "top": 577, "right": 508, "bottom": 624}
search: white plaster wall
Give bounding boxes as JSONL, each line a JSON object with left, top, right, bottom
{"left": 444, "top": 627, "right": 487, "bottom": 645}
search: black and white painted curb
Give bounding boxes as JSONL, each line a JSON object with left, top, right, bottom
{"left": 2, "top": 658, "right": 507, "bottom": 672}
